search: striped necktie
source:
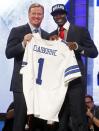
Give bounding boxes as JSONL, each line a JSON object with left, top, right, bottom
{"left": 34, "top": 28, "right": 39, "bottom": 33}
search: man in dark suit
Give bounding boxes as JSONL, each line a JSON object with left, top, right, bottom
{"left": 50, "top": 4, "right": 98, "bottom": 131}
{"left": 5, "top": 3, "right": 49, "bottom": 131}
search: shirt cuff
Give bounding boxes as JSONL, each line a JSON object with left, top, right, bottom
{"left": 80, "top": 50, "right": 84, "bottom": 54}
{"left": 75, "top": 43, "right": 84, "bottom": 54}
{"left": 74, "top": 42, "right": 78, "bottom": 50}
{"left": 22, "top": 41, "right": 25, "bottom": 48}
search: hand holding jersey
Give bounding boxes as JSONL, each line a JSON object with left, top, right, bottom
{"left": 67, "top": 42, "right": 78, "bottom": 50}
{"left": 23, "top": 33, "right": 33, "bottom": 47}
{"left": 49, "top": 35, "right": 59, "bottom": 41}
{"left": 49, "top": 35, "right": 78, "bottom": 50}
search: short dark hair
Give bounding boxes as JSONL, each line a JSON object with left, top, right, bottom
{"left": 85, "top": 94, "right": 93, "bottom": 101}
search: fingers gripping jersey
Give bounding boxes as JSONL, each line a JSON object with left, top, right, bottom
{"left": 20, "top": 33, "right": 81, "bottom": 122}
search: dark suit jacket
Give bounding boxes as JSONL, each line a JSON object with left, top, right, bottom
{"left": 50, "top": 24, "right": 98, "bottom": 131}
{"left": 50, "top": 24, "right": 98, "bottom": 79}
{"left": 5, "top": 23, "right": 49, "bottom": 92}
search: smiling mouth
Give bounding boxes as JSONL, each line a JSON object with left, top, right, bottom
{"left": 34, "top": 20, "right": 40, "bottom": 22}
{"left": 56, "top": 20, "right": 63, "bottom": 24}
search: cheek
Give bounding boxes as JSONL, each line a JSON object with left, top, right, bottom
{"left": 86, "top": 103, "right": 90, "bottom": 107}
{"left": 62, "top": 17, "right": 66, "bottom": 21}
{"left": 87, "top": 104, "right": 92, "bottom": 108}
{"left": 29, "top": 16, "right": 34, "bottom": 21}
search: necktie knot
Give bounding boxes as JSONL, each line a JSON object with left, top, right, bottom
{"left": 34, "top": 28, "right": 39, "bottom": 33}
{"left": 59, "top": 27, "right": 64, "bottom": 31}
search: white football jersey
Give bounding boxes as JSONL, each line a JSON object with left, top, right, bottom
{"left": 20, "top": 33, "right": 81, "bottom": 122}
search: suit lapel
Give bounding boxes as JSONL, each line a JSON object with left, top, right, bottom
{"left": 41, "top": 29, "right": 49, "bottom": 39}
{"left": 67, "top": 24, "right": 76, "bottom": 42}
{"left": 24, "top": 23, "right": 32, "bottom": 34}
{"left": 41, "top": 29, "right": 45, "bottom": 38}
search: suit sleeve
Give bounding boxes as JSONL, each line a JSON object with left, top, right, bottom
{"left": 76, "top": 28, "right": 98, "bottom": 58}
{"left": 5, "top": 27, "right": 25, "bottom": 59}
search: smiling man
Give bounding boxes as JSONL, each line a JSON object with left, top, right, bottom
{"left": 5, "top": 3, "right": 49, "bottom": 131}
{"left": 50, "top": 3, "right": 98, "bottom": 131}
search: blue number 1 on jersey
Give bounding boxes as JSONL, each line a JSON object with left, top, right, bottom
{"left": 36, "top": 58, "right": 44, "bottom": 85}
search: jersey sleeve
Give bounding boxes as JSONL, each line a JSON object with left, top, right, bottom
{"left": 64, "top": 48, "right": 81, "bottom": 83}
{"left": 20, "top": 38, "right": 34, "bottom": 74}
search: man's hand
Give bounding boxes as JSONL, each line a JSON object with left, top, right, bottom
{"left": 49, "top": 35, "right": 59, "bottom": 40}
{"left": 67, "top": 42, "right": 78, "bottom": 50}
{"left": 86, "top": 108, "right": 94, "bottom": 119}
{"left": 23, "top": 33, "right": 33, "bottom": 47}
{"left": 6, "top": 109, "right": 14, "bottom": 119}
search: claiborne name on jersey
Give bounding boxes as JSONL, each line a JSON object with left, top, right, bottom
{"left": 33, "top": 44, "right": 57, "bottom": 56}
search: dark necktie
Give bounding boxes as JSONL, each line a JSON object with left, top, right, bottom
{"left": 59, "top": 27, "right": 64, "bottom": 39}
{"left": 34, "top": 28, "right": 39, "bottom": 33}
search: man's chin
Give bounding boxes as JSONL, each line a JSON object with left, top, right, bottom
{"left": 33, "top": 23, "right": 41, "bottom": 28}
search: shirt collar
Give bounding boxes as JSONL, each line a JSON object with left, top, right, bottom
{"left": 28, "top": 22, "right": 40, "bottom": 33}
{"left": 63, "top": 21, "right": 70, "bottom": 31}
